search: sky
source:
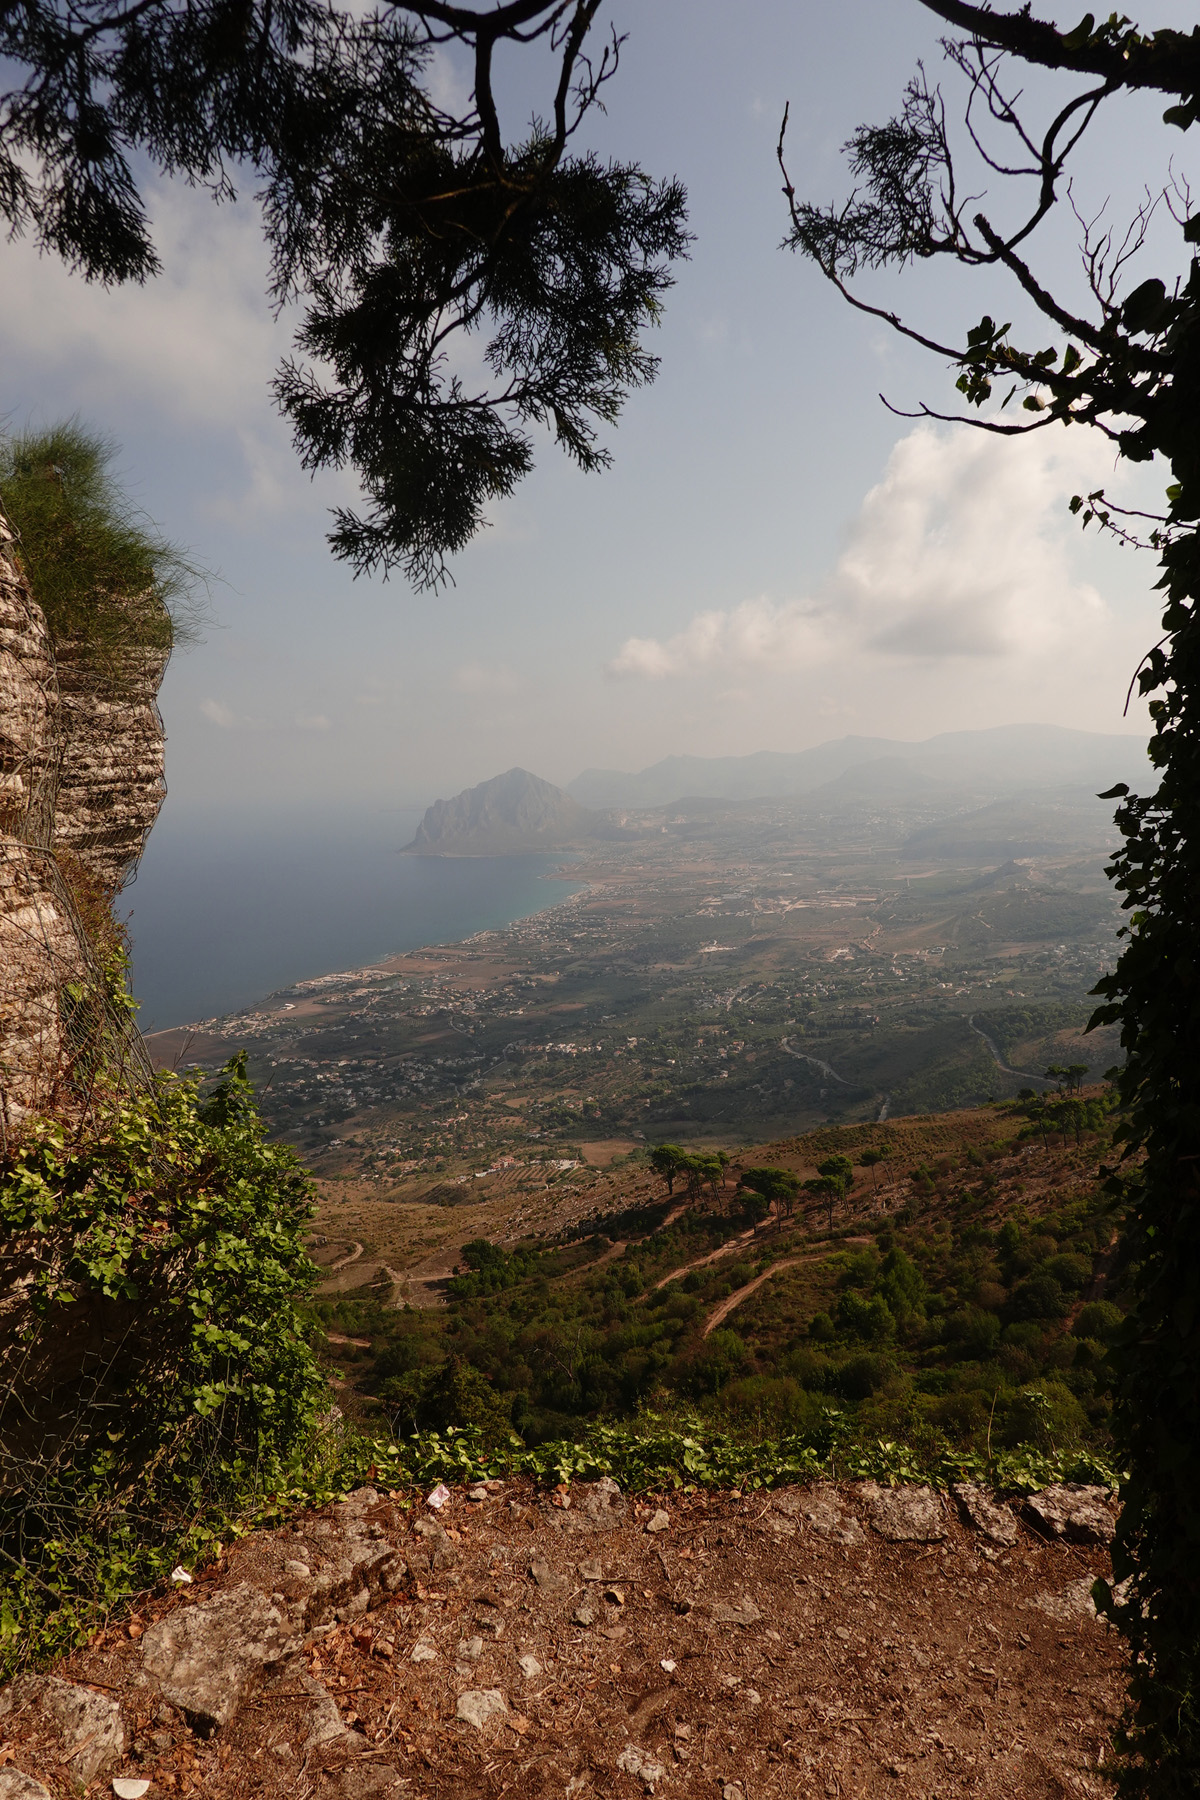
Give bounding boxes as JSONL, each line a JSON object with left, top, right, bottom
{"left": 2, "top": 0, "right": 1192, "bottom": 826}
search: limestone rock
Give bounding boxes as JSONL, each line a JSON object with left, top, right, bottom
{"left": 141, "top": 1582, "right": 302, "bottom": 1729}
{"left": 52, "top": 636, "right": 168, "bottom": 894}
{"left": 529, "top": 1558, "right": 567, "bottom": 1595}
{"left": 616, "top": 1745, "right": 667, "bottom": 1791}
{"left": 0, "top": 1676, "right": 124, "bottom": 1784}
{"left": 645, "top": 1509, "right": 670, "bottom": 1534}
{"left": 798, "top": 1484, "right": 864, "bottom": 1546}
{"left": 456, "top": 1688, "right": 508, "bottom": 1730}
{"left": 561, "top": 1477, "right": 626, "bottom": 1533}
{"left": 302, "top": 1522, "right": 408, "bottom": 1624}
{"left": 710, "top": 1595, "right": 763, "bottom": 1626}
{"left": 858, "top": 1482, "right": 947, "bottom": 1543}
{"left": 293, "top": 1673, "right": 354, "bottom": 1750}
{"left": 1025, "top": 1484, "right": 1115, "bottom": 1545}
{"left": 1029, "top": 1575, "right": 1104, "bottom": 1624}
{"left": 952, "top": 1483, "right": 1020, "bottom": 1546}
{"left": 0, "top": 1772, "right": 52, "bottom": 1800}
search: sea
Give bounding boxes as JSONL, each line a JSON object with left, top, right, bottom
{"left": 122, "top": 803, "right": 585, "bottom": 1032}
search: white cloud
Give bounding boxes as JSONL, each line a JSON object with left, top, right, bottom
{"left": 199, "top": 697, "right": 236, "bottom": 728}
{"left": 607, "top": 423, "right": 1114, "bottom": 679}
{"left": 295, "top": 712, "right": 331, "bottom": 731}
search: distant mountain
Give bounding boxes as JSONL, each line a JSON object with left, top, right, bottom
{"left": 403, "top": 767, "right": 600, "bottom": 854}
{"left": 568, "top": 725, "right": 1149, "bottom": 810}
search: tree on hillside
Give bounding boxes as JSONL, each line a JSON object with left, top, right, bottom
{"left": 650, "top": 1143, "right": 687, "bottom": 1195}
{"left": 739, "top": 1164, "right": 801, "bottom": 1223}
{"left": 783, "top": 9, "right": 1200, "bottom": 1787}
{"left": 859, "top": 1145, "right": 892, "bottom": 1192}
{"left": 0, "top": 0, "right": 689, "bottom": 586}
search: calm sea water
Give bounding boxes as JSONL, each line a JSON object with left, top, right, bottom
{"left": 123, "top": 804, "right": 584, "bottom": 1031}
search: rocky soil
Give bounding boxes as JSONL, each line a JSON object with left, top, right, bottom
{"left": 0, "top": 1478, "right": 1122, "bottom": 1800}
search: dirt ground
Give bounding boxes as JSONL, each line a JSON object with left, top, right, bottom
{"left": 0, "top": 1478, "right": 1122, "bottom": 1800}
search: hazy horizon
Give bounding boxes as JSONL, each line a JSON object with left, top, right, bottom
{"left": 3, "top": 1, "right": 1191, "bottom": 827}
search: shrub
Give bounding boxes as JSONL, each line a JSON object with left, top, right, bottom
{"left": 0, "top": 423, "right": 205, "bottom": 671}
{"left": 1042, "top": 1252, "right": 1092, "bottom": 1293}
{"left": 808, "top": 1312, "right": 835, "bottom": 1341}
{"left": 836, "top": 1291, "right": 895, "bottom": 1342}
{"left": 930, "top": 1389, "right": 990, "bottom": 1444}
{"left": 877, "top": 1246, "right": 925, "bottom": 1318}
{"left": 679, "top": 1329, "right": 748, "bottom": 1397}
{"left": 1008, "top": 1274, "right": 1069, "bottom": 1321}
{"left": 716, "top": 1376, "right": 822, "bottom": 1435}
{"left": 994, "top": 1381, "right": 1088, "bottom": 1451}
{"left": 1074, "top": 1300, "right": 1124, "bottom": 1341}
{"left": 829, "top": 1352, "right": 893, "bottom": 1400}
{"left": 944, "top": 1307, "right": 1001, "bottom": 1360}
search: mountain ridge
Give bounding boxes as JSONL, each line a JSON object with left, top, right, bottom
{"left": 568, "top": 723, "right": 1149, "bottom": 810}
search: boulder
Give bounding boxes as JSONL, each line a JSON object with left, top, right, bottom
{"left": 952, "top": 1483, "right": 1020, "bottom": 1546}
{"left": 1025, "top": 1484, "right": 1115, "bottom": 1546}
{"left": 858, "top": 1483, "right": 947, "bottom": 1543}
{"left": 0, "top": 1676, "right": 124, "bottom": 1784}
{"left": 710, "top": 1595, "right": 763, "bottom": 1626}
{"left": 798, "top": 1484, "right": 864, "bottom": 1546}
{"left": 617, "top": 1745, "right": 668, "bottom": 1791}
{"left": 0, "top": 1774, "right": 52, "bottom": 1800}
{"left": 529, "top": 1558, "right": 567, "bottom": 1595}
{"left": 562, "top": 1478, "right": 626, "bottom": 1533}
{"left": 141, "top": 1582, "right": 302, "bottom": 1729}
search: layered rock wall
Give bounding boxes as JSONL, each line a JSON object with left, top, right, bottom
{"left": 0, "top": 502, "right": 166, "bottom": 1133}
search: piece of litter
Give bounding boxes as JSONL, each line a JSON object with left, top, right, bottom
{"left": 169, "top": 1566, "right": 192, "bottom": 1584}
{"left": 113, "top": 1783, "right": 152, "bottom": 1799}
{"left": 427, "top": 1483, "right": 452, "bottom": 1509}
{"left": 660, "top": 1658, "right": 677, "bottom": 1672}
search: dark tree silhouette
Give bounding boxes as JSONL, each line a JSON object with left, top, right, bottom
{"left": 0, "top": 0, "right": 689, "bottom": 586}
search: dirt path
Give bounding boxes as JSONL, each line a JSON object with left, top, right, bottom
{"left": 11, "top": 1475, "right": 1123, "bottom": 1800}
{"left": 652, "top": 1224, "right": 758, "bottom": 1292}
{"left": 701, "top": 1233, "right": 876, "bottom": 1337}
{"left": 329, "top": 1240, "right": 364, "bottom": 1272}
{"left": 702, "top": 1255, "right": 808, "bottom": 1335}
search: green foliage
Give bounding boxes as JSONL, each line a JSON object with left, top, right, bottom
{"left": 447, "top": 1239, "right": 543, "bottom": 1299}
{"left": 0, "top": 1055, "right": 324, "bottom": 1673}
{"left": 739, "top": 1164, "right": 801, "bottom": 1217}
{"left": 0, "top": 424, "right": 205, "bottom": 671}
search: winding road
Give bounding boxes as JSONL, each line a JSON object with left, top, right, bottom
{"left": 966, "top": 1014, "right": 1055, "bottom": 1086}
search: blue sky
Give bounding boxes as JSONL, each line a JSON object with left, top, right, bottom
{"left": 2, "top": 0, "right": 1187, "bottom": 825}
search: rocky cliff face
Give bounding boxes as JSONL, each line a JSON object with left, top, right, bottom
{"left": 0, "top": 502, "right": 166, "bottom": 1133}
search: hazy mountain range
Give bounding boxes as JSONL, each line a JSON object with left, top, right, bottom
{"left": 402, "top": 725, "right": 1149, "bottom": 856}
{"left": 567, "top": 724, "right": 1148, "bottom": 809}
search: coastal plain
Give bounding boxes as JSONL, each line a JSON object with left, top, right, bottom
{"left": 146, "top": 780, "right": 1123, "bottom": 1298}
